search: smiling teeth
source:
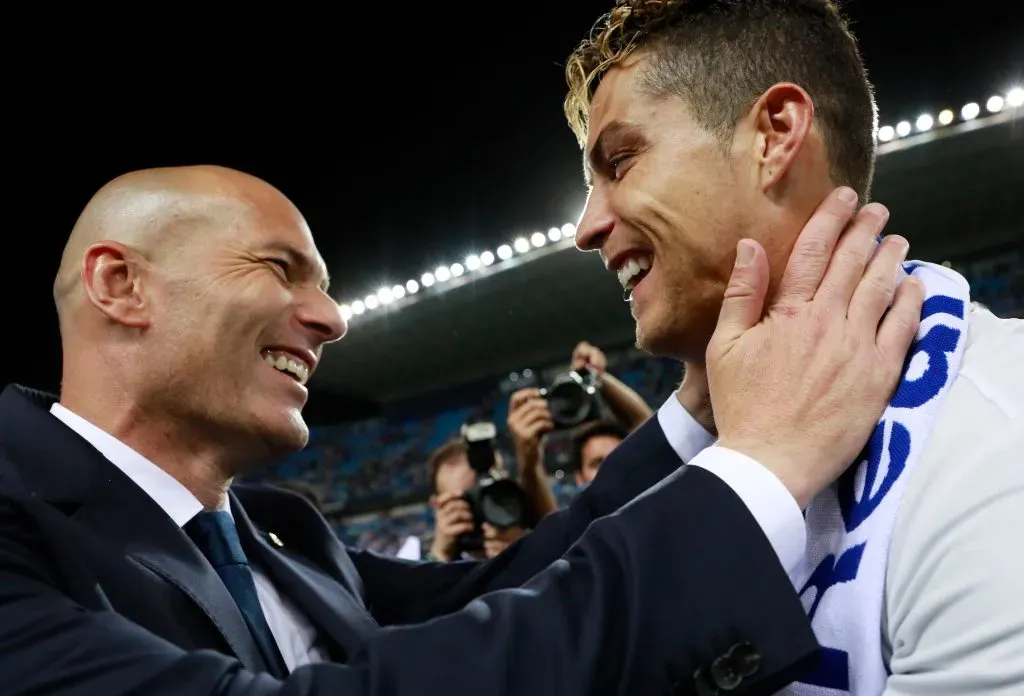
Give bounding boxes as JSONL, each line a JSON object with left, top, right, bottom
{"left": 616, "top": 255, "right": 651, "bottom": 290}
{"left": 263, "top": 351, "right": 310, "bottom": 385}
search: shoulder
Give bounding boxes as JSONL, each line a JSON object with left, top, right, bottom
{"left": 231, "top": 481, "right": 324, "bottom": 522}
{"left": 884, "top": 308, "right": 1024, "bottom": 686}
{"left": 899, "top": 308, "right": 1024, "bottom": 507}
{"left": 231, "top": 481, "right": 336, "bottom": 543}
{"left": 892, "top": 308, "right": 1023, "bottom": 569}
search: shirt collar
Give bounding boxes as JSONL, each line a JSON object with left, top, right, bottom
{"left": 49, "top": 403, "right": 230, "bottom": 527}
{"left": 656, "top": 390, "right": 716, "bottom": 463}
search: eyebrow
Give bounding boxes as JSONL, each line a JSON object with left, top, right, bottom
{"left": 256, "top": 240, "right": 331, "bottom": 293}
{"left": 583, "top": 120, "right": 641, "bottom": 187}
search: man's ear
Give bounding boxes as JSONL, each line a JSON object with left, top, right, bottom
{"left": 80, "top": 241, "right": 151, "bottom": 328}
{"left": 749, "top": 82, "right": 815, "bottom": 192}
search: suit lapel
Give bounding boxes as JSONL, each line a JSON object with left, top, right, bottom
{"left": 231, "top": 493, "right": 378, "bottom": 660}
{"left": 0, "top": 385, "right": 269, "bottom": 672}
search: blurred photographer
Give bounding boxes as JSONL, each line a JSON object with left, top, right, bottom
{"left": 428, "top": 342, "right": 654, "bottom": 561}
{"left": 568, "top": 341, "right": 654, "bottom": 432}
{"left": 512, "top": 341, "right": 654, "bottom": 483}
{"left": 426, "top": 425, "right": 552, "bottom": 562}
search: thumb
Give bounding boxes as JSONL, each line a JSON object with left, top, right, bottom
{"left": 714, "top": 240, "right": 770, "bottom": 344}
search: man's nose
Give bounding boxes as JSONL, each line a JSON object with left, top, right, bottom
{"left": 297, "top": 289, "right": 348, "bottom": 345}
{"left": 575, "top": 188, "right": 614, "bottom": 254}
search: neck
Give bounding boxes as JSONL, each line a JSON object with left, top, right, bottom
{"left": 677, "top": 362, "right": 716, "bottom": 435}
{"left": 59, "top": 370, "right": 235, "bottom": 511}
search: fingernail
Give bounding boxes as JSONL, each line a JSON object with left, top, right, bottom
{"left": 735, "top": 240, "right": 755, "bottom": 267}
{"left": 838, "top": 187, "right": 858, "bottom": 203}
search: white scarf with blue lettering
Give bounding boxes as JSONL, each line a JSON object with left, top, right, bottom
{"left": 780, "top": 261, "right": 971, "bottom": 696}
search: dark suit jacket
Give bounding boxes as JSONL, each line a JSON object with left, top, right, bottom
{"left": 0, "top": 384, "right": 818, "bottom": 695}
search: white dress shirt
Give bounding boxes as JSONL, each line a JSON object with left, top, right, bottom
{"left": 656, "top": 392, "right": 807, "bottom": 577}
{"left": 49, "top": 403, "right": 328, "bottom": 672}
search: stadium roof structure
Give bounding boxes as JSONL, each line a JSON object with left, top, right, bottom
{"left": 313, "top": 108, "right": 1023, "bottom": 404}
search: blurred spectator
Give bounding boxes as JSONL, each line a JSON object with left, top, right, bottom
{"left": 570, "top": 420, "right": 631, "bottom": 487}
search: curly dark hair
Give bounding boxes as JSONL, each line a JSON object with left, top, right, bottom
{"left": 564, "top": 0, "right": 878, "bottom": 199}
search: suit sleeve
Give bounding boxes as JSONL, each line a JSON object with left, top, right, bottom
{"left": 352, "top": 417, "right": 690, "bottom": 625}
{"left": 0, "top": 462, "right": 818, "bottom": 696}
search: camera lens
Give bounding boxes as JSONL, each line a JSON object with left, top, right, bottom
{"left": 479, "top": 480, "right": 528, "bottom": 528}
{"left": 547, "top": 381, "right": 591, "bottom": 427}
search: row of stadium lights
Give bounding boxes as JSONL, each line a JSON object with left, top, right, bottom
{"left": 339, "top": 87, "right": 1023, "bottom": 322}
{"left": 339, "top": 223, "right": 578, "bottom": 321}
{"left": 876, "top": 87, "right": 1022, "bottom": 143}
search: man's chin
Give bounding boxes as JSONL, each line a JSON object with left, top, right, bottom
{"left": 272, "top": 414, "right": 310, "bottom": 453}
{"left": 245, "top": 410, "right": 310, "bottom": 461}
{"left": 635, "top": 316, "right": 710, "bottom": 362}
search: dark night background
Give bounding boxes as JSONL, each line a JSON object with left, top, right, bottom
{"left": 5, "top": 2, "right": 1022, "bottom": 417}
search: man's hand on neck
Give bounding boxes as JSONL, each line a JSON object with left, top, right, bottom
{"left": 677, "top": 362, "right": 716, "bottom": 436}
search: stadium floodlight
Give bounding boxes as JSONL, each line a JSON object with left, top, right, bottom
{"left": 339, "top": 90, "right": 1018, "bottom": 319}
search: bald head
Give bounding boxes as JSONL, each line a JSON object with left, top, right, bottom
{"left": 52, "top": 163, "right": 343, "bottom": 480}
{"left": 54, "top": 165, "right": 297, "bottom": 328}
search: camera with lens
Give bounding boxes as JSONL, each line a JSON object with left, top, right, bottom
{"left": 539, "top": 367, "right": 605, "bottom": 430}
{"left": 455, "top": 420, "right": 531, "bottom": 555}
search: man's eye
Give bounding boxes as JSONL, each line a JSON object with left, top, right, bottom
{"left": 267, "top": 259, "right": 290, "bottom": 276}
{"left": 608, "top": 154, "right": 632, "bottom": 179}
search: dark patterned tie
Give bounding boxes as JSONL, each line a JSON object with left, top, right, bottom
{"left": 185, "top": 510, "right": 289, "bottom": 677}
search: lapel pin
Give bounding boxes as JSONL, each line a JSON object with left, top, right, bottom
{"left": 268, "top": 532, "right": 284, "bottom": 548}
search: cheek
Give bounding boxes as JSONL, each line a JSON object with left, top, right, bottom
{"left": 195, "top": 276, "right": 289, "bottom": 344}
{"left": 620, "top": 162, "right": 732, "bottom": 261}
{"left": 457, "top": 469, "right": 478, "bottom": 491}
